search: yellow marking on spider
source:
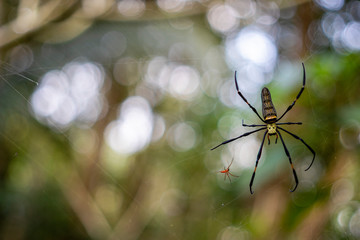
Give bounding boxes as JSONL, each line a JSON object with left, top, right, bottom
{"left": 267, "top": 123, "right": 277, "bottom": 135}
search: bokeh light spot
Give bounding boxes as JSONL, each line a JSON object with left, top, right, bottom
{"left": 9, "top": 45, "right": 34, "bottom": 73}
{"left": 207, "top": 4, "right": 239, "bottom": 34}
{"left": 235, "top": 28, "right": 277, "bottom": 70}
{"left": 315, "top": 0, "right": 344, "bottom": 11}
{"left": 167, "top": 122, "right": 197, "bottom": 152}
{"left": 168, "top": 65, "right": 200, "bottom": 100}
{"left": 230, "top": 0, "right": 256, "bottom": 19}
{"left": 100, "top": 31, "right": 127, "bottom": 59}
{"left": 31, "top": 61, "right": 105, "bottom": 129}
{"left": 233, "top": 135, "right": 263, "bottom": 169}
{"left": 151, "top": 114, "right": 166, "bottom": 142}
{"left": 339, "top": 122, "right": 360, "bottom": 149}
{"left": 105, "top": 96, "right": 153, "bottom": 155}
{"left": 157, "top": 0, "right": 185, "bottom": 13}
{"left": 117, "top": 0, "right": 145, "bottom": 17}
{"left": 350, "top": 209, "right": 360, "bottom": 237}
{"left": 342, "top": 21, "right": 360, "bottom": 51}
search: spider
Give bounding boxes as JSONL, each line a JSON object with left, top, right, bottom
{"left": 219, "top": 158, "right": 238, "bottom": 182}
{"left": 211, "top": 63, "right": 315, "bottom": 194}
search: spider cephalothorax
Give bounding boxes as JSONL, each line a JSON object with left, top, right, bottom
{"left": 211, "top": 63, "right": 315, "bottom": 194}
{"left": 266, "top": 123, "right": 277, "bottom": 134}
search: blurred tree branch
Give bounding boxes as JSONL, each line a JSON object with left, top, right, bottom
{"left": 0, "top": 0, "right": 311, "bottom": 50}
{"left": 0, "top": 0, "right": 81, "bottom": 49}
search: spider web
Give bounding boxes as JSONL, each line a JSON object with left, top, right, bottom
{"left": 1, "top": 59, "right": 322, "bottom": 239}
{"left": 0, "top": 12, "right": 348, "bottom": 240}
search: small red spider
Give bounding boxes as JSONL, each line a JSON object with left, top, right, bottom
{"left": 219, "top": 158, "right": 238, "bottom": 182}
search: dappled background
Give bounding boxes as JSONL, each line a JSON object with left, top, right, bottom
{"left": 0, "top": 0, "right": 360, "bottom": 239}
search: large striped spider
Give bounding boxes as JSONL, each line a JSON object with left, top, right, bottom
{"left": 211, "top": 63, "right": 315, "bottom": 194}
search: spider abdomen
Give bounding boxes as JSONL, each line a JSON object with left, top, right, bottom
{"left": 261, "top": 87, "right": 277, "bottom": 123}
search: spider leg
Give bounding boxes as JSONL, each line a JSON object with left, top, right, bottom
{"left": 211, "top": 127, "right": 266, "bottom": 150}
{"left": 229, "top": 172, "right": 239, "bottom": 177}
{"left": 267, "top": 134, "right": 271, "bottom": 145}
{"left": 277, "top": 130, "right": 299, "bottom": 192}
{"left": 276, "top": 122, "right": 302, "bottom": 125}
{"left": 235, "top": 72, "right": 266, "bottom": 123}
{"left": 277, "top": 126, "right": 315, "bottom": 171}
{"left": 242, "top": 120, "right": 266, "bottom": 127}
{"left": 226, "top": 173, "right": 232, "bottom": 182}
{"left": 228, "top": 158, "right": 234, "bottom": 168}
{"left": 249, "top": 130, "right": 268, "bottom": 194}
{"left": 276, "top": 63, "right": 306, "bottom": 122}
